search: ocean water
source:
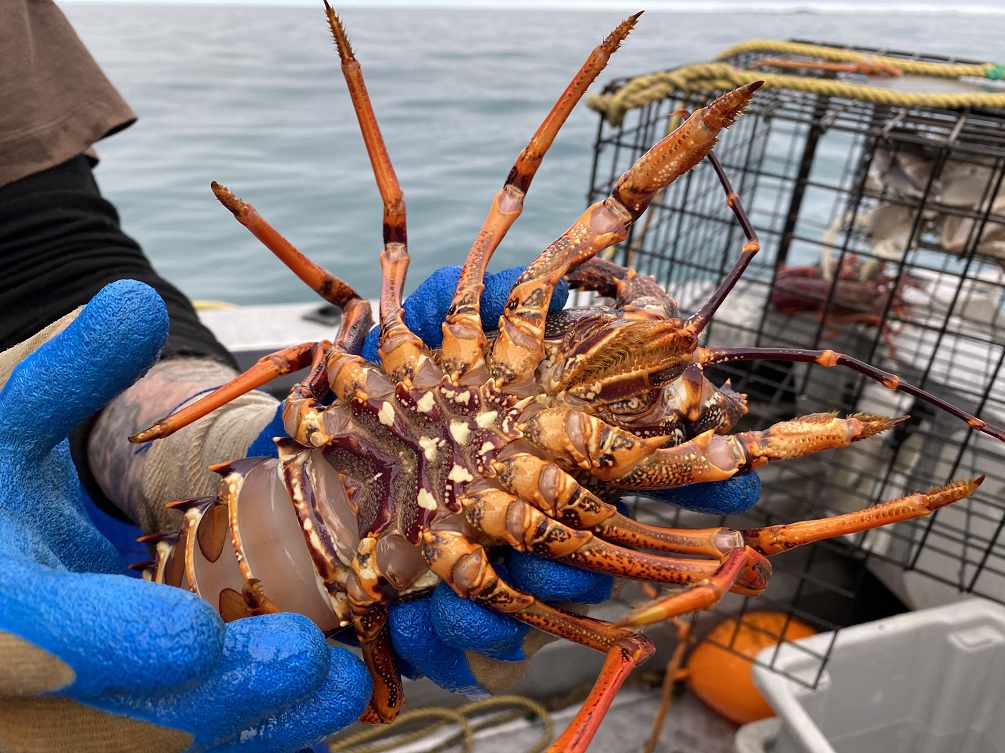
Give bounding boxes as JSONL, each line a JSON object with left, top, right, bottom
{"left": 62, "top": 2, "right": 1004, "bottom": 305}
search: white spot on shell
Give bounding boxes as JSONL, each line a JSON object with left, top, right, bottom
{"left": 450, "top": 420, "right": 471, "bottom": 445}
{"left": 476, "top": 410, "right": 498, "bottom": 428}
{"left": 416, "top": 391, "right": 435, "bottom": 413}
{"left": 417, "top": 488, "right": 438, "bottom": 510}
{"left": 479, "top": 441, "right": 495, "bottom": 456}
{"left": 378, "top": 401, "right": 395, "bottom": 426}
{"left": 419, "top": 436, "right": 439, "bottom": 461}
{"left": 448, "top": 464, "right": 474, "bottom": 484}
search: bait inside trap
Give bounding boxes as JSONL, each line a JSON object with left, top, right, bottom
{"left": 586, "top": 41, "right": 1005, "bottom": 689}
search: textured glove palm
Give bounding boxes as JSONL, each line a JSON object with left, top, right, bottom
{"left": 0, "top": 280, "right": 370, "bottom": 753}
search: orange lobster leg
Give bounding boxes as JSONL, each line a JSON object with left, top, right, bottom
{"left": 211, "top": 182, "right": 365, "bottom": 312}
{"left": 742, "top": 477, "right": 983, "bottom": 556}
{"left": 520, "top": 407, "right": 668, "bottom": 477}
{"left": 545, "top": 634, "right": 654, "bottom": 753}
{"left": 420, "top": 528, "right": 647, "bottom": 650}
{"left": 489, "top": 83, "right": 761, "bottom": 386}
{"left": 494, "top": 451, "right": 744, "bottom": 558}
{"left": 618, "top": 547, "right": 764, "bottom": 626}
{"left": 324, "top": 5, "right": 431, "bottom": 385}
{"left": 622, "top": 478, "right": 983, "bottom": 627}
{"left": 464, "top": 488, "right": 740, "bottom": 587}
{"left": 129, "top": 341, "right": 322, "bottom": 443}
{"left": 696, "top": 345, "right": 1005, "bottom": 444}
{"left": 609, "top": 412, "right": 905, "bottom": 489}
{"left": 440, "top": 12, "right": 641, "bottom": 379}
{"left": 348, "top": 537, "right": 403, "bottom": 724}
{"left": 211, "top": 181, "right": 375, "bottom": 353}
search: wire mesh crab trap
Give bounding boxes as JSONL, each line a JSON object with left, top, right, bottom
{"left": 585, "top": 41, "right": 1005, "bottom": 689}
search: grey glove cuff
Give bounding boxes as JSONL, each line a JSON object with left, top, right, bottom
{"left": 128, "top": 359, "right": 279, "bottom": 534}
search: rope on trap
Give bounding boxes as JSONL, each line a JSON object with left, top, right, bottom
{"left": 586, "top": 40, "right": 1005, "bottom": 127}
{"left": 327, "top": 695, "right": 554, "bottom": 753}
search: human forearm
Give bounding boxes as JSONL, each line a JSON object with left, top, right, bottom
{"left": 87, "top": 357, "right": 279, "bottom": 533}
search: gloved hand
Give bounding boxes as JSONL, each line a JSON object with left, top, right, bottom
{"left": 0, "top": 280, "right": 370, "bottom": 753}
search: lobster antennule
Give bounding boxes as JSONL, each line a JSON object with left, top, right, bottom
{"left": 683, "top": 149, "right": 761, "bottom": 337}
{"left": 697, "top": 345, "right": 1005, "bottom": 443}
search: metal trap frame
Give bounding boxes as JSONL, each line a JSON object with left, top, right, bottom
{"left": 585, "top": 41, "right": 1005, "bottom": 689}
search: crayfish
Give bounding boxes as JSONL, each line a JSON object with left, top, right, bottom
{"left": 770, "top": 254, "right": 921, "bottom": 356}
{"left": 130, "top": 8, "right": 1002, "bottom": 752}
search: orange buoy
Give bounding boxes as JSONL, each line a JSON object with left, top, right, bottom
{"left": 685, "top": 612, "right": 816, "bottom": 725}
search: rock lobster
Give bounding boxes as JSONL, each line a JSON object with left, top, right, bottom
{"left": 130, "top": 8, "right": 1003, "bottom": 752}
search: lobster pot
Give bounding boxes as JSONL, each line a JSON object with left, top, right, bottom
{"left": 586, "top": 41, "right": 1005, "bottom": 688}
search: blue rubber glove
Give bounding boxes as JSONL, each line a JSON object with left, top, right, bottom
{"left": 648, "top": 472, "right": 761, "bottom": 515}
{"left": 361, "top": 265, "right": 570, "bottom": 359}
{"left": 0, "top": 280, "right": 369, "bottom": 753}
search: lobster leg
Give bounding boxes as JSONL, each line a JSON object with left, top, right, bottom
{"left": 741, "top": 477, "right": 983, "bottom": 556}
{"left": 325, "top": 6, "right": 432, "bottom": 385}
{"left": 608, "top": 412, "right": 905, "bottom": 489}
{"left": 463, "top": 488, "right": 770, "bottom": 592}
{"left": 421, "top": 528, "right": 705, "bottom": 753}
{"left": 210, "top": 183, "right": 367, "bottom": 316}
{"left": 620, "top": 477, "right": 983, "bottom": 627}
{"left": 129, "top": 341, "right": 323, "bottom": 443}
{"left": 545, "top": 634, "right": 655, "bottom": 753}
{"left": 211, "top": 182, "right": 375, "bottom": 351}
{"left": 617, "top": 548, "right": 763, "bottom": 626}
{"left": 493, "top": 451, "right": 747, "bottom": 558}
{"left": 522, "top": 406, "right": 902, "bottom": 487}
{"left": 440, "top": 12, "right": 641, "bottom": 380}
{"left": 520, "top": 406, "right": 669, "bottom": 478}
{"left": 696, "top": 345, "right": 1005, "bottom": 443}
{"left": 348, "top": 536, "right": 404, "bottom": 724}
{"left": 488, "top": 83, "right": 761, "bottom": 387}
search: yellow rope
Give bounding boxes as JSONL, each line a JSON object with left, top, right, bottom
{"left": 586, "top": 40, "right": 1005, "bottom": 126}
{"left": 715, "top": 39, "right": 995, "bottom": 79}
{"left": 327, "top": 695, "right": 554, "bottom": 753}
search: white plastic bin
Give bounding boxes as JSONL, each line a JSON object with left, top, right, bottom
{"left": 751, "top": 599, "right": 1005, "bottom": 753}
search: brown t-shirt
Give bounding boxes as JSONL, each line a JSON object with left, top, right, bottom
{"left": 0, "top": 0, "right": 137, "bottom": 188}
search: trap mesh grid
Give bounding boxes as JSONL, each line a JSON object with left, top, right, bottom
{"left": 586, "top": 43, "right": 1005, "bottom": 688}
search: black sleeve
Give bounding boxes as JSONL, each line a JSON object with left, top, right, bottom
{"left": 0, "top": 154, "right": 237, "bottom": 366}
{"left": 0, "top": 154, "right": 239, "bottom": 521}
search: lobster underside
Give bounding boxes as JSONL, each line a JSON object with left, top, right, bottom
{"left": 132, "top": 8, "right": 1000, "bottom": 752}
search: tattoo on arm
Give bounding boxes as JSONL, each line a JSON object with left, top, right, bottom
{"left": 88, "top": 358, "right": 239, "bottom": 518}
